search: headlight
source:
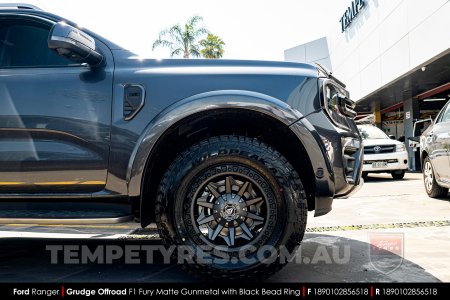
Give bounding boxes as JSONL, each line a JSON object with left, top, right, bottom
{"left": 396, "top": 144, "right": 406, "bottom": 152}
{"left": 323, "top": 80, "right": 356, "bottom": 129}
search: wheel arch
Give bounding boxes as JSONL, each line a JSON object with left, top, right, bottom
{"left": 421, "top": 149, "right": 429, "bottom": 168}
{"left": 125, "top": 90, "right": 330, "bottom": 227}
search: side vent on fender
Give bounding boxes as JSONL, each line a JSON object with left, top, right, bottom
{"left": 123, "top": 84, "right": 145, "bottom": 120}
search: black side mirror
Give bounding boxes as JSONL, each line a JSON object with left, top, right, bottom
{"left": 48, "top": 22, "right": 104, "bottom": 67}
{"left": 388, "top": 135, "right": 396, "bottom": 140}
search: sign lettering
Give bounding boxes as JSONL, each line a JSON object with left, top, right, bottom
{"left": 339, "top": 0, "right": 366, "bottom": 32}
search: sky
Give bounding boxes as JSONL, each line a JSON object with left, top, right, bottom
{"left": 1, "top": 0, "right": 350, "bottom": 60}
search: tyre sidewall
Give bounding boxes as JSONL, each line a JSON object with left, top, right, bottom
{"left": 424, "top": 157, "right": 433, "bottom": 196}
{"left": 156, "top": 137, "right": 306, "bottom": 275}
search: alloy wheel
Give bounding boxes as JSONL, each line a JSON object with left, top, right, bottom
{"left": 424, "top": 161, "right": 433, "bottom": 192}
{"left": 191, "top": 173, "right": 269, "bottom": 248}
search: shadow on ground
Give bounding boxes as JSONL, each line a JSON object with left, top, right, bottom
{"left": 0, "top": 233, "right": 439, "bottom": 282}
{"left": 363, "top": 175, "right": 417, "bottom": 183}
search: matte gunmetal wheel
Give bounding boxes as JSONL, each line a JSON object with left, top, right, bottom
{"left": 155, "top": 136, "right": 307, "bottom": 280}
{"left": 192, "top": 173, "right": 270, "bottom": 248}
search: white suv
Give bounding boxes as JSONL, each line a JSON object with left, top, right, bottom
{"left": 358, "top": 125, "right": 408, "bottom": 179}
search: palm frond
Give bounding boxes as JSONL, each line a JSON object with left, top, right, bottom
{"left": 152, "top": 15, "right": 213, "bottom": 58}
{"left": 194, "top": 27, "right": 209, "bottom": 38}
{"left": 168, "top": 24, "right": 185, "bottom": 46}
{"left": 187, "top": 15, "right": 203, "bottom": 27}
{"left": 170, "top": 48, "right": 183, "bottom": 57}
{"left": 189, "top": 48, "right": 201, "bottom": 58}
{"left": 152, "top": 38, "right": 175, "bottom": 50}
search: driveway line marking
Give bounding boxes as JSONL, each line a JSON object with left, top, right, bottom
{"left": 306, "top": 220, "right": 450, "bottom": 232}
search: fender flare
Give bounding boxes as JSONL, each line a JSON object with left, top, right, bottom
{"left": 126, "top": 89, "right": 332, "bottom": 198}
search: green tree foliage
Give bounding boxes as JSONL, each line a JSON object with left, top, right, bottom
{"left": 152, "top": 15, "right": 208, "bottom": 58}
{"left": 200, "top": 34, "right": 225, "bottom": 59}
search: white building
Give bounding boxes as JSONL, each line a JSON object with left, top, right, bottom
{"left": 285, "top": 0, "right": 450, "bottom": 170}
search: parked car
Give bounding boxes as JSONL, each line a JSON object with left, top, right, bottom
{"left": 420, "top": 100, "right": 450, "bottom": 198}
{"left": 0, "top": 4, "right": 363, "bottom": 279}
{"left": 358, "top": 124, "right": 408, "bottom": 179}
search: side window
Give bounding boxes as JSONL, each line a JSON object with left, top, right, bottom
{"left": 435, "top": 103, "right": 450, "bottom": 124}
{"left": 0, "top": 20, "right": 73, "bottom": 68}
{"left": 440, "top": 104, "right": 450, "bottom": 123}
{"left": 434, "top": 109, "right": 444, "bottom": 124}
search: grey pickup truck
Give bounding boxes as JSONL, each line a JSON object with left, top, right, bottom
{"left": 0, "top": 4, "right": 363, "bottom": 279}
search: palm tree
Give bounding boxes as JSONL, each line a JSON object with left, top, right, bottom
{"left": 152, "top": 15, "right": 208, "bottom": 58}
{"left": 200, "top": 34, "right": 225, "bottom": 59}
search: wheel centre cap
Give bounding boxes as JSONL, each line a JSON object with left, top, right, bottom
{"left": 224, "top": 204, "right": 236, "bottom": 215}
{"left": 217, "top": 194, "right": 242, "bottom": 221}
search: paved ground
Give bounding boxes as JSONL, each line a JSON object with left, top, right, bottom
{"left": 0, "top": 172, "right": 449, "bottom": 282}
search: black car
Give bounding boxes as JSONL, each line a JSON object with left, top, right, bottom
{"left": 0, "top": 4, "right": 363, "bottom": 278}
{"left": 421, "top": 100, "right": 450, "bottom": 198}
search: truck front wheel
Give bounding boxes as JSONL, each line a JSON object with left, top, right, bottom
{"left": 155, "top": 135, "right": 307, "bottom": 279}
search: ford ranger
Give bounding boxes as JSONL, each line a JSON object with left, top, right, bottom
{"left": 0, "top": 4, "right": 363, "bottom": 279}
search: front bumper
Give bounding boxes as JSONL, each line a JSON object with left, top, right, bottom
{"left": 299, "top": 110, "right": 363, "bottom": 216}
{"left": 332, "top": 135, "right": 364, "bottom": 196}
{"left": 335, "top": 177, "right": 364, "bottom": 199}
{"left": 362, "top": 151, "right": 408, "bottom": 172}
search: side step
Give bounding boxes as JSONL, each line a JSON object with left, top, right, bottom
{"left": 0, "top": 215, "right": 133, "bottom": 225}
{"left": 0, "top": 202, "right": 134, "bottom": 225}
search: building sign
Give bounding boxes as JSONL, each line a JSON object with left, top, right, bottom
{"left": 339, "top": 0, "right": 366, "bottom": 32}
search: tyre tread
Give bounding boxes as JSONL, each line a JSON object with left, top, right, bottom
{"left": 155, "top": 135, "right": 307, "bottom": 280}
